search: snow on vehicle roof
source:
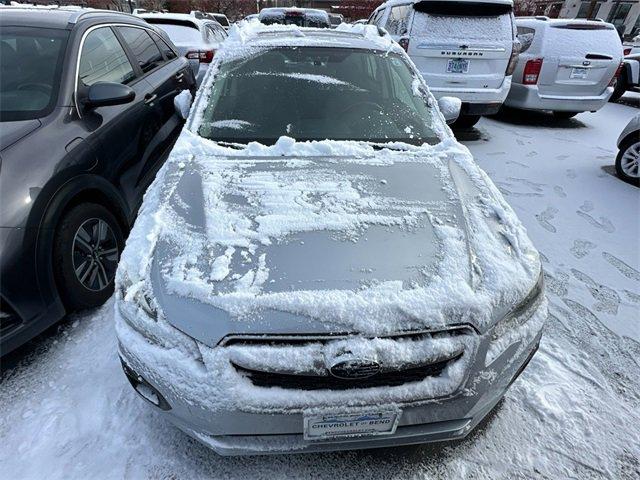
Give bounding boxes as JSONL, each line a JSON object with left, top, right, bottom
{"left": 217, "top": 19, "right": 401, "bottom": 60}
{"left": 138, "top": 12, "right": 215, "bottom": 28}
{"left": 375, "top": 0, "right": 513, "bottom": 10}
{"left": 515, "top": 17, "right": 615, "bottom": 30}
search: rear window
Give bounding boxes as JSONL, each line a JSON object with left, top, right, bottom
{"left": 411, "top": 6, "right": 513, "bottom": 42}
{"left": 213, "top": 15, "right": 229, "bottom": 27}
{"left": 413, "top": 1, "right": 512, "bottom": 16}
{"left": 144, "top": 20, "right": 203, "bottom": 44}
{"left": 545, "top": 24, "right": 621, "bottom": 57}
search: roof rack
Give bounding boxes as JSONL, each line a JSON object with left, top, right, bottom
{"left": 67, "top": 8, "right": 134, "bottom": 25}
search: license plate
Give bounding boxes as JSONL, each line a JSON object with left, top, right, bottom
{"left": 304, "top": 410, "right": 400, "bottom": 441}
{"left": 570, "top": 67, "right": 588, "bottom": 79}
{"left": 447, "top": 59, "right": 469, "bottom": 74}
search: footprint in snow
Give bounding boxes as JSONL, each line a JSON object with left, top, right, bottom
{"left": 576, "top": 211, "right": 615, "bottom": 233}
{"left": 535, "top": 206, "right": 558, "bottom": 233}
{"left": 507, "top": 177, "right": 546, "bottom": 192}
{"left": 570, "top": 268, "right": 621, "bottom": 315}
{"left": 516, "top": 139, "right": 525, "bottom": 146}
{"left": 579, "top": 200, "right": 594, "bottom": 212}
{"left": 562, "top": 298, "right": 600, "bottom": 325}
{"left": 553, "top": 186, "right": 567, "bottom": 198}
{"left": 556, "top": 154, "right": 570, "bottom": 161}
{"left": 603, "top": 252, "right": 640, "bottom": 282}
{"left": 487, "top": 151, "right": 506, "bottom": 156}
{"left": 506, "top": 160, "right": 530, "bottom": 169}
{"left": 544, "top": 270, "right": 570, "bottom": 297}
{"left": 526, "top": 151, "right": 538, "bottom": 157}
{"left": 623, "top": 290, "right": 640, "bottom": 303}
{"left": 570, "top": 239, "right": 597, "bottom": 259}
{"left": 538, "top": 251, "right": 550, "bottom": 263}
{"left": 566, "top": 169, "right": 577, "bottom": 179}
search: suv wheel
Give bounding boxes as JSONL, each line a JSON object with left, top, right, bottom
{"left": 452, "top": 114, "right": 480, "bottom": 130}
{"left": 552, "top": 111, "right": 579, "bottom": 119}
{"left": 615, "top": 137, "right": 640, "bottom": 186}
{"left": 53, "top": 203, "right": 124, "bottom": 310}
{"left": 609, "top": 70, "right": 627, "bottom": 103}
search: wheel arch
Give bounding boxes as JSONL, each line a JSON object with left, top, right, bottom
{"left": 33, "top": 175, "right": 131, "bottom": 310}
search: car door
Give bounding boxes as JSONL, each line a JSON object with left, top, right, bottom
{"left": 76, "top": 25, "right": 151, "bottom": 213}
{"left": 115, "top": 25, "right": 189, "bottom": 198}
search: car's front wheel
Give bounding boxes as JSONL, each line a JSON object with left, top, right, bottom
{"left": 552, "top": 111, "right": 579, "bottom": 120}
{"left": 615, "top": 137, "right": 640, "bottom": 186}
{"left": 53, "top": 203, "right": 124, "bottom": 310}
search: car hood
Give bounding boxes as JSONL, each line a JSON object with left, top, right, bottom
{"left": 0, "top": 119, "right": 41, "bottom": 152}
{"left": 120, "top": 133, "right": 541, "bottom": 347}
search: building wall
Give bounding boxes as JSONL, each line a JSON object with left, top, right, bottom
{"left": 560, "top": 0, "right": 640, "bottom": 37}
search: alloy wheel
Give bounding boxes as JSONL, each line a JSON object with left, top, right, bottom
{"left": 71, "top": 218, "right": 119, "bottom": 292}
{"left": 621, "top": 141, "right": 640, "bottom": 178}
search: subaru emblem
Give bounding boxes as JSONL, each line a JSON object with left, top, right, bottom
{"left": 329, "top": 358, "right": 381, "bottom": 379}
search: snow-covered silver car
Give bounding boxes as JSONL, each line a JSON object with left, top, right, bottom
{"left": 115, "top": 23, "right": 547, "bottom": 456}
{"left": 506, "top": 18, "right": 623, "bottom": 119}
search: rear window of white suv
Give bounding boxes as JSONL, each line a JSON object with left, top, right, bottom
{"left": 411, "top": 1, "right": 514, "bottom": 42}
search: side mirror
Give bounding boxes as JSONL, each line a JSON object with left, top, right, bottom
{"left": 438, "top": 96, "right": 462, "bottom": 125}
{"left": 174, "top": 89, "right": 193, "bottom": 120}
{"left": 83, "top": 82, "right": 135, "bottom": 109}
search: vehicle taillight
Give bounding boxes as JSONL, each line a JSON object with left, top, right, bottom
{"left": 623, "top": 47, "right": 631, "bottom": 56}
{"left": 522, "top": 58, "right": 543, "bottom": 85}
{"left": 609, "top": 62, "right": 624, "bottom": 87}
{"left": 398, "top": 37, "right": 409, "bottom": 52}
{"left": 505, "top": 40, "right": 520, "bottom": 76}
{"left": 186, "top": 50, "right": 215, "bottom": 63}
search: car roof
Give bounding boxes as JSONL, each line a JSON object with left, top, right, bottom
{"left": 221, "top": 23, "right": 401, "bottom": 56}
{"left": 515, "top": 17, "right": 615, "bottom": 30}
{"left": 377, "top": 0, "right": 513, "bottom": 10}
{"left": 139, "top": 12, "right": 215, "bottom": 28}
{"left": 0, "top": 6, "right": 144, "bottom": 29}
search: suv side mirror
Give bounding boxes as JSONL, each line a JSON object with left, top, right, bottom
{"left": 438, "top": 97, "right": 462, "bottom": 125}
{"left": 83, "top": 82, "right": 135, "bottom": 109}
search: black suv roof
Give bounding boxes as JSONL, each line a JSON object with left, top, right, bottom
{"left": 0, "top": 7, "right": 146, "bottom": 30}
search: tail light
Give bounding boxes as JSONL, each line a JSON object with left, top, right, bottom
{"left": 398, "top": 37, "right": 409, "bottom": 52}
{"left": 609, "top": 62, "right": 624, "bottom": 87}
{"left": 522, "top": 58, "right": 543, "bottom": 85}
{"left": 623, "top": 47, "right": 631, "bottom": 56}
{"left": 186, "top": 50, "right": 215, "bottom": 63}
{"left": 505, "top": 40, "right": 521, "bottom": 76}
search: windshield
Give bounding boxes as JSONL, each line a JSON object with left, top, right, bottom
{"left": 0, "top": 26, "right": 68, "bottom": 122}
{"left": 145, "top": 21, "right": 202, "bottom": 44}
{"left": 198, "top": 47, "right": 441, "bottom": 145}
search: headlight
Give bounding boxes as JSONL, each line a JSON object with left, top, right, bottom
{"left": 492, "top": 269, "right": 544, "bottom": 340}
{"left": 118, "top": 273, "right": 158, "bottom": 321}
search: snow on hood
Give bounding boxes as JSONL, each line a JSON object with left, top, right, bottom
{"left": 117, "top": 131, "right": 541, "bottom": 348}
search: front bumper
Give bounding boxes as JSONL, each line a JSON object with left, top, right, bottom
{"left": 116, "top": 296, "right": 546, "bottom": 456}
{"left": 504, "top": 84, "right": 613, "bottom": 112}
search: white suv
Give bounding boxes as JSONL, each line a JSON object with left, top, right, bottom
{"left": 369, "top": 0, "right": 519, "bottom": 128}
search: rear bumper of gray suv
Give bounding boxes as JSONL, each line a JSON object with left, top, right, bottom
{"left": 505, "top": 84, "right": 613, "bottom": 112}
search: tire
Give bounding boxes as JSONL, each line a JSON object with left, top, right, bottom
{"left": 53, "top": 203, "right": 124, "bottom": 311}
{"left": 609, "top": 70, "right": 628, "bottom": 103}
{"left": 615, "top": 137, "right": 640, "bottom": 186}
{"left": 452, "top": 114, "right": 481, "bottom": 129}
{"left": 552, "top": 111, "right": 579, "bottom": 120}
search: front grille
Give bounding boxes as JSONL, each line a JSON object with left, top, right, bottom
{"left": 233, "top": 352, "right": 463, "bottom": 390}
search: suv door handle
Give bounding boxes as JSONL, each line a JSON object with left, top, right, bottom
{"left": 144, "top": 93, "right": 157, "bottom": 105}
{"left": 175, "top": 72, "right": 184, "bottom": 81}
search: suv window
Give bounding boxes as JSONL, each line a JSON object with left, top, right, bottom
{"left": 149, "top": 31, "right": 177, "bottom": 60}
{"left": 517, "top": 26, "right": 535, "bottom": 52}
{"left": 385, "top": 5, "right": 411, "bottom": 35}
{"left": 205, "top": 24, "right": 225, "bottom": 43}
{"left": 79, "top": 27, "right": 135, "bottom": 86}
{"left": 117, "top": 27, "right": 164, "bottom": 74}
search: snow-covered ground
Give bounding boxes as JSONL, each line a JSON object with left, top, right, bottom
{"left": 1, "top": 97, "right": 638, "bottom": 479}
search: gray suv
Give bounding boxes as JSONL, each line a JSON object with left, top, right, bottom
{"left": 116, "top": 24, "right": 546, "bottom": 455}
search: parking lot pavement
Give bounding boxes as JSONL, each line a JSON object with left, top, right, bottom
{"left": 1, "top": 100, "right": 639, "bottom": 480}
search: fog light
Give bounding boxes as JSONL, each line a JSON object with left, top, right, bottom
{"left": 120, "top": 358, "right": 171, "bottom": 411}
